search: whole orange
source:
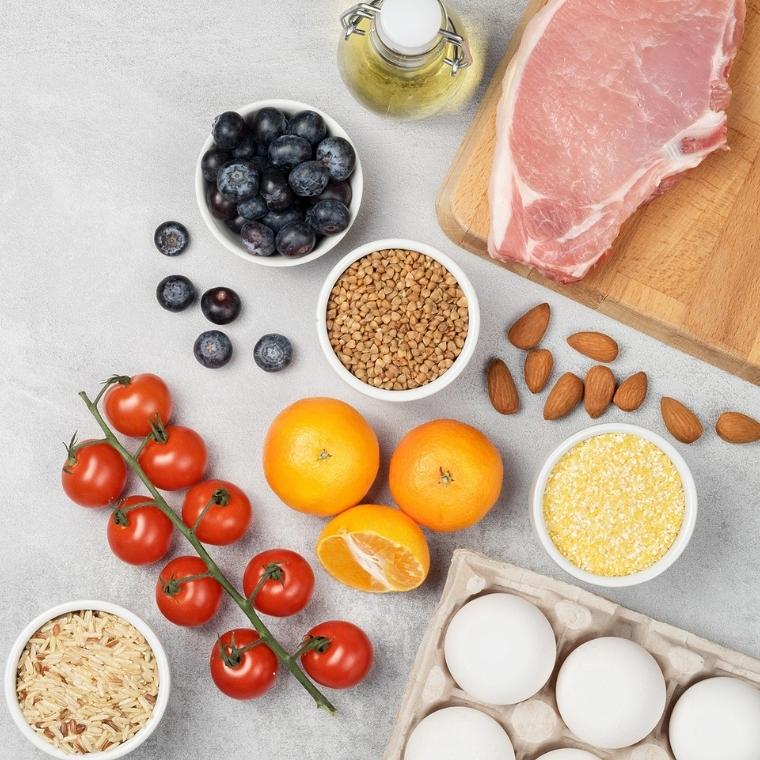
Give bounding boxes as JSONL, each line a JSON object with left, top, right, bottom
{"left": 263, "top": 397, "right": 380, "bottom": 517}
{"left": 389, "top": 419, "right": 503, "bottom": 532}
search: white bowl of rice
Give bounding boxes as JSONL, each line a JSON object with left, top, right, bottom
{"left": 4, "top": 600, "right": 170, "bottom": 758}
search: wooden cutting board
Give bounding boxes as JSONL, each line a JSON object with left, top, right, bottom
{"left": 438, "top": 0, "right": 760, "bottom": 384}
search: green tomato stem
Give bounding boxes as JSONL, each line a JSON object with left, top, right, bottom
{"left": 78, "top": 390, "right": 336, "bottom": 714}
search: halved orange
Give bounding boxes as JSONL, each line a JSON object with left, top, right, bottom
{"left": 316, "top": 504, "right": 430, "bottom": 593}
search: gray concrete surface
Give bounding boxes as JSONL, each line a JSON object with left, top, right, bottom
{"left": 1, "top": 2, "right": 759, "bottom": 758}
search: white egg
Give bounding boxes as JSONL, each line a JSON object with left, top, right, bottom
{"left": 404, "top": 706, "right": 515, "bottom": 760}
{"left": 555, "top": 637, "right": 666, "bottom": 749}
{"left": 444, "top": 593, "right": 556, "bottom": 705}
{"left": 536, "top": 751, "right": 601, "bottom": 760}
{"left": 669, "top": 676, "right": 760, "bottom": 760}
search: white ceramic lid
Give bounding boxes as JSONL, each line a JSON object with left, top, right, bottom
{"left": 376, "top": 0, "right": 443, "bottom": 56}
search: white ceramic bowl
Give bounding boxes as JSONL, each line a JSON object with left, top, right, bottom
{"left": 195, "top": 99, "right": 363, "bottom": 267}
{"left": 531, "top": 423, "right": 698, "bottom": 588}
{"left": 5, "top": 600, "right": 170, "bottom": 759}
{"left": 316, "top": 238, "right": 480, "bottom": 402}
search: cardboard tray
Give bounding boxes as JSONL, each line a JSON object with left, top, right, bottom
{"left": 384, "top": 549, "right": 760, "bottom": 759}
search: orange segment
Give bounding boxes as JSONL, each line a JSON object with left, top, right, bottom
{"left": 316, "top": 504, "right": 430, "bottom": 593}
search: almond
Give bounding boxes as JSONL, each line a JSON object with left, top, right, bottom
{"left": 524, "top": 348, "right": 553, "bottom": 393}
{"left": 584, "top": 365, "right": 616, "bottom": 418}
{"left": 613, "top": 371, "right": 648, "bottom": 412}
{"left": 716, "top": 412, "right": 760, "bottom": 444}
{"left": 487, "top": 359, "right": 519, "bottom": 415}
{"left": 661, "top": 397, "right": 703, "bottom": 444}
{"left": 544, "top": 372, "right": 584, "bottom": 420}
{"left": 507, "top": 303, "right": 551, "bottom": 349}
{"left": 567, "top": 331, "right": 619, "bottom": 362}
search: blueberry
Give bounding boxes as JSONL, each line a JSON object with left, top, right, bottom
{"left": 316, "top": 137, "right": 356, "bottom": 181}
{"left": 156, "top": 275, "right": 196, "bottom": 312}
{"left": 276, "top": 221, "right": 317, "bottom": 257}
{"left": 206, "top": 185, "right": 237, "bottom": 220}
{"left": 225, "top": 214, "right": 247, "bottom": 234}
{"left": 217, "top": 161, "right": 259, "bottom": 203}
{"left": 289, "top": 161, "right": 330, "bottom": 197}
{"left": 240, "top": 221, "right": 276, "bottom": 257}
{"left": 268, "top": 135, "right": 312, "bottom": 170}
{"left": 307, "top": 200, "right": 351, "bottom": 236}
{"left": 154, "top": 221, "right": 189, "bottom": 256}
{"left": 314, "top": 180, "right": 352, "bottom": 207}
{"left": 260, "top": 167, "right": 294, "bottom": 212}
{"left": 201, "top": 149, "right": 230, "bottom": 182}
{"left": 201, "top": 287, "right": 241, "bottom": 325}
{"left": 194, "top": 330, "right": 233, "bottom": 369}
{"left": 237, "top": 195, "right": 268, "bottom": 221}
{"left": 261, "top": 206, "right": 305, "bottom": 233}
{"left": 254, "top": 334, "right": 292, "bottom": 372}
{"left": 287, "top": 110, "right": 327, "bottom": 146}
{"left": 212, "top": 111, "right": 246, "bottom": 150}
{"left": 250, "top": 107, "right": 287, "bottom": 145}
{"left": 232, "top": 133, "right": 259, "bottom": 161}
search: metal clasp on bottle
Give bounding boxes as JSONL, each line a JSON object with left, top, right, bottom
{"left": 340, "top": 0, "right": 472, "bottom": 76}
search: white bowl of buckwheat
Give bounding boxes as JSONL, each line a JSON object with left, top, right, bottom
{"left": 316, "top": 239, "right": 480, "bottom": 402}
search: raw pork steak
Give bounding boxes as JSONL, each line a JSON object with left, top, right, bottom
{"left": 488, "top": 0, "right": 745, "bottom": 282}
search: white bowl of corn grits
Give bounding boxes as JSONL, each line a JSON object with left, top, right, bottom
{"left": 316, "top": 238, "right": 480, "bottom": 402}
{"left": 531, "top": 423, "right": 697, "bottom": 587}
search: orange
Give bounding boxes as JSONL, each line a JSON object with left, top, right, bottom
{"left": 389, "top": 419, "right": 503, "bottom": 532}
{"left": 263, "top": 397, "right": 379, "bottom": 517}
{"left": 316, "top": 504, "right": 430, "bottom": 592}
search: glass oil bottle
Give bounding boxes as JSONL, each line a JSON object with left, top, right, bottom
{"left": 338, "top": 0, "right": 476, "bottom": 120}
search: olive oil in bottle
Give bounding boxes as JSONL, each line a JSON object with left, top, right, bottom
{"left": 338, "top": 0, "right": 475, "bottom": 120}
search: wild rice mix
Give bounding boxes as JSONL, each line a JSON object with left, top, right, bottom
{"left": 16, "top": 610, "right": 159, "bottom": 755}
{"left": 326, "top": 249, "right": 469, "bottom": 390}
{"left": 543, "top": 433, "right": 685, "bottom": 577}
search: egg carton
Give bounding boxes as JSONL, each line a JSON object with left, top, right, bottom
{"left": 384, "top": 549, "right": 760, "bottom": 760}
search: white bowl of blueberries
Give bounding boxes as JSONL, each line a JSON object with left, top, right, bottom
{"left": 195, "top": 99, "right": 362, "bottom": 267}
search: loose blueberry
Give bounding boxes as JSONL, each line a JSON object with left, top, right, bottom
{"left": 240, "top": 221, "right": 276, "bottom": 257}
{"left": 194, "top": 330, "right": 233, "bottom": 369}
{"left": 212, "top": 111, "right": 246, "bottom": 150}
{"left": 237, "top": 195, "right": 268, "bottom": 221}
{"left": 156, "top": 275, "right": 196, "bottom": 312}
{"left": 289, "top": 161, "right": 330, "bottom": 198}
{"left": 260, "top": 167, "right": 295, "bottom": 211}
{"left": 201, "top": 149, "right": 231, "bottom": 182}
{"left": 314, "top": 180, "right": 352, "bottom": 207}
{"left": 201, "top": 287, "right": 241, "bottom": 325}
{"left": 307, "top": 200, "right": 351, "bottom": 236}
{"left": 206, "top": 185, "right": 237, "bottom": 220}
{"left": 261, "top": 205, "right": 305, "bottom": 233}
{"left": 287, "top": 110, "right": 327, "bottom": 146}
{"left": 250, "top": 107, "right": 287, "bottom": 145}
{"left": 268, "top": 135, "right": 312, "bottom": 170}
{"left": 226, "top": 214, "right": 247, "bottom": 234}
{"left": 217, "top": 161, "right": 259, "bottom": 203}
{"left": 154, "top": 221, "right": 189, "bottom": 256}
{"left": 254, "top": 334, "right": 293, "bottom": 372}
{"left": 232, "top": 133, "right": 259, "bottom": 161}
{"left": 316, "top": 136, "right": 357, "bottom": 181}
{"left": 276, "top": 221, "right": 317, "bottom": 257}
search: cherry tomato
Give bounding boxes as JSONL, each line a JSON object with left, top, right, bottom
{"left": 139, "top": 425, "right": 207, "bottom": 491}
{"left": 61, "top": 440, "right": 127, "bottom": 508}
{"left": 300, "top": 621, "right": 373, "bottom": 689}
{"left": 242, "top": 549, "right": 314, "bottom": 617}
{"left": 156, "top": 556, "right": 222, "bottom": 627}
{"left": 107, "top": 495, "right": 173, "bottom": 565}
{"left": 210, "top": 628, "right": 278, "bottom": 700}
{"left": 103, "top": 373, "right": 173, "bottom": 437}
{"left": 181, "top": 479, "right": 252, "bottom": 545}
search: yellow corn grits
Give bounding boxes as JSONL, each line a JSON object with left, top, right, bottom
{"left": 543, "top": 433, "right": 685, "bottom": 577}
